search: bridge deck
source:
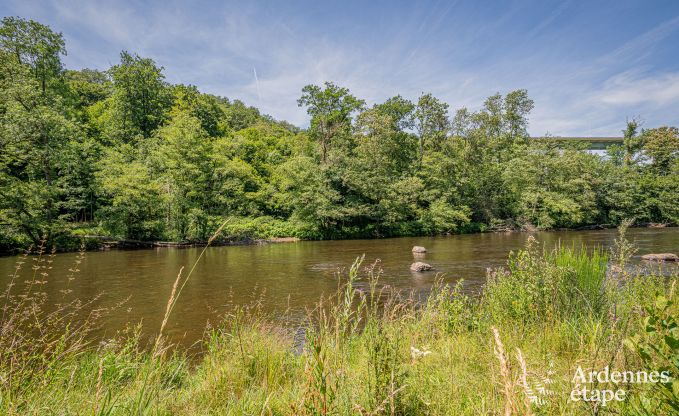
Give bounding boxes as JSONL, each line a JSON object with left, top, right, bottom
{"left": 531, "top": 136, "right": 623, "bottom": 150}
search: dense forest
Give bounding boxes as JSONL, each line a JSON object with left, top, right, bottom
{"left": 1, "top": 17, "right": 678, "bottom": 253}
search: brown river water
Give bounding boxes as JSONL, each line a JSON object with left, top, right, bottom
{"left": 1, "top": 228, "right": 678, "bottom": 349}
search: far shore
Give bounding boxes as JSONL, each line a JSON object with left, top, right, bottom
{"left": 2, "top": 223, "right": 673, "bottom": 257}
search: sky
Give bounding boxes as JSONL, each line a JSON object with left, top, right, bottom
{"left": 2, "top": 0, "right": 679, "bottom": 136}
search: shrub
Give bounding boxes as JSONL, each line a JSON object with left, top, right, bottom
{"left": 483, "top": 237, "right": 609, "bottom": 324}
{"left": 219, "top": 216, "right": 297, "bottom": 240}
{"left": 625, "top": 290, "right": 679, "bottom": 414}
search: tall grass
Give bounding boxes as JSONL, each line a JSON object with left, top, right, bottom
{"left": 0, "top": 226, "right": 676, "bottom": 414}
{"left": 552, "top": 245, "right": 608, "bottom": 318}
{"left": 483, "top": 237, "right": 609, "bottom": 325}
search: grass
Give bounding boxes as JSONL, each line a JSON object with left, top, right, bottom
{"left": 0, "top": 226, "right": 677, "bottom": 415}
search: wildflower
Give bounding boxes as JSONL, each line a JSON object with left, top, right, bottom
{"left": 410, "top": 346, "right": 432, "bottom": 360}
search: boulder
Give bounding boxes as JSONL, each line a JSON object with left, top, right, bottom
{"left": 641, "top": 253, "right": 679, "bottom": 262}
{"left": 412, "top": 246, "right": 427, "bottom": 253}
{"left": 410, "top": 262, "right": 433, "bottom": 272}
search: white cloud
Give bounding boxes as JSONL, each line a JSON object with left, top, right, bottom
{"left": 595, "top": 71, "right": 679, "bottom": 106}
{"left": 2, "top": 0, "right": 678, "bottom": 136}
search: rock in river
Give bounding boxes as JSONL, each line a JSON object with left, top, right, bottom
{"left": 412, "top": 246, "right": 427, "bottom": 253}
{"left": 410, "top": 262, "right": 433, "bottom": 272}
{"left": 641, "top": 253, "right": 679, "bottom": 262}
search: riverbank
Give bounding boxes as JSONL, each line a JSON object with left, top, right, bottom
{"left": 2, "top": 222, "right": 674, "bottom": 257}
{"left": 90, "top": 235, "right": 301, "bottom": 250}
{"left": 2, "top": 228, "right": 677, "bottom": 414}
{"left": 0, "top": 234, "right": 302, "bottom": 256}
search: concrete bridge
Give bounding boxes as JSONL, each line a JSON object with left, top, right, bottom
{"left": 531, "top": 136, "right": 623, "bottom": 150}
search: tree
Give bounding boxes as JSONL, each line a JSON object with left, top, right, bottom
{"left": 349, "top": 108, "right": 416, "bottom": 192}
{"left": 150, "top": 112, "right": 215, "bottom": 240}
{"left": 474, "top": 93, "right": 504, "bottom": 142}
{"left": 169, "top": 85, "right": 225, "bottom": 137}
{"left": 379, "top": 176, "right": 426, "bottom": 232}
{"left": 297, "top": 82, "right": 364, "bottom": 163}
{"left": 642, "top": 126, "right": 679, "bottom": 173}
{"left": 64, "top": 69, "right": 111, "bottom": 123}
{"left": 0, "top": 16, "right": 65, "bottom": 94}
{"left": 274, "top": 155, "right": 341, "bottom": 238}
{"left": 419, "top": 198, "right": 470, "bottom": 235}
{"left": 503, "top": 142, "right": 601, "bottom": 229}
{"left": 223, "top": 99, "right": 261, "bottom": 132}
{"left": 101, "top": 51, "right": 171, "bottom": 143}
{"left": 414, "top": 93, "right": 449, "bottom": 165}
{"left": 635, "top": 127, "right": 679, "bottom": 224}
{"left": 598, "top": 163, "right": 648, "bottom": 224}
{"left": 621, "top": 119, "right": 644, "bottom": 167}
{"left": 95, "top": 145, "right": 164, "bottom": 239}
{"left": 469, "top": 90, "right": 533, "bottom": 156}
{"left": 503, "top": 89, "right": 534, "bottom": 141}
{"left": 373, "top": 95, "right": 415, "bottom": 131}
{"left": 0, "top": 17, "right": 78, "bottom": 246}
{"left": 3, "top": 14, "right": 679, "bottom": 251}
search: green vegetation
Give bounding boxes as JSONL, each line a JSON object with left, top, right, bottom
{"left": 2, "top": 17, "right": 679, "bottom": 253}
{"left": 1, "top": 225, "right": 677, "bottom": 414}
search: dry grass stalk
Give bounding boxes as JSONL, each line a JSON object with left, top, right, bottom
{"left": 153, "top": 266, "right": 184, "bottom": 357}
{"left": 354, "top": 384, "right": 406, "bottom": 416}
{"left": 258, "top": 391, "right": 274, "bottom": 416}
{"left": 515, "top": 348, "right": 535, "bottom": 415}
{"left": 0, "top": 242, "right": 112, "bottom": 396}
{"left": 208, "top": 218, "right": 230, "bottom": 244}
{"left": 492, "top": 326, "right": 516, "bottom": 416}
{"left": 153, "top": 218, "right": 231, "bottom": 357}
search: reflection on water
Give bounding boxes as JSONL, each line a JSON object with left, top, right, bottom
{"left": 1, "top": 228, "right": 677, "bottom": 347}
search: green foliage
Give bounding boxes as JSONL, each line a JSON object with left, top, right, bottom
{"left": 643, "top": 126, "right": 679, "bottom": 173}
{"left": 150, "top": 112, "right": 215, "bottom": 240}
{"left": 2, "top": 16, "right": 679, "bottom": 253}
{"left": 419, "top": 198, "right": 471, "bottom": 235}
{"left": 98, "top": 51, "right": 171, "bottom": 143}
{"left": 625, "top": 291, "right": 679, "bottom": 414}
{"left": 0, "top": 16, "right": 83, "bottom": 247}
{"left": 220, "top": 216, "right": 297, "bottom": 240}
{"left": 274, "top": 156, "right": 341, "bottom": 239}
{"left": 415, "top": 92, "right": 449, "bottom": 161}
{"left": 298, "top": 81, "right": 365, "bottom": 163}
{"left": 483, "top": 238, "right": 609, "bottom": 324}
{"left": 95, "top": 145, "right": 165, "bottom": 239}
{"left": 504, "top": 142, "right": 602, "bottom": 228}
{"left": 0, "top": 16, "right": 65, "bottom": 93}
{"left": 169, "top": 84, "right": 225, "bottom": 137}
{"left": 63, "top": 69, "right": 111, "bottom": 122}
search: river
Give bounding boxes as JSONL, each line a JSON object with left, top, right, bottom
{"left": 1, "top": 228, "right": 678, "bottom": 348}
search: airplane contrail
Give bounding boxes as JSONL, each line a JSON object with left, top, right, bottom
{"left": 253, "top": 67, "right": 262, "bottom": 103}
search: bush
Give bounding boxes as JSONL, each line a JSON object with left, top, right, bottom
{"left": 625, "top": 291, "right": 679, "bottom": 414}
{"left": 220, "top": 216, "right": 297, "bottom": 240}
{"left": 51, "top": 234, "right": 102, "bottom": 251}
{"left": 483, "top": 237, "right": 609, "bottom": 324}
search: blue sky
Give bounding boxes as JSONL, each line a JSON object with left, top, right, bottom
{"left": 2, "top": 0, "right": 679, "bottom": 136}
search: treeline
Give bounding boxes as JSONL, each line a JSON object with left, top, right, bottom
{"left": 1, "top": 17, "right": 678, "bottom": 252}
